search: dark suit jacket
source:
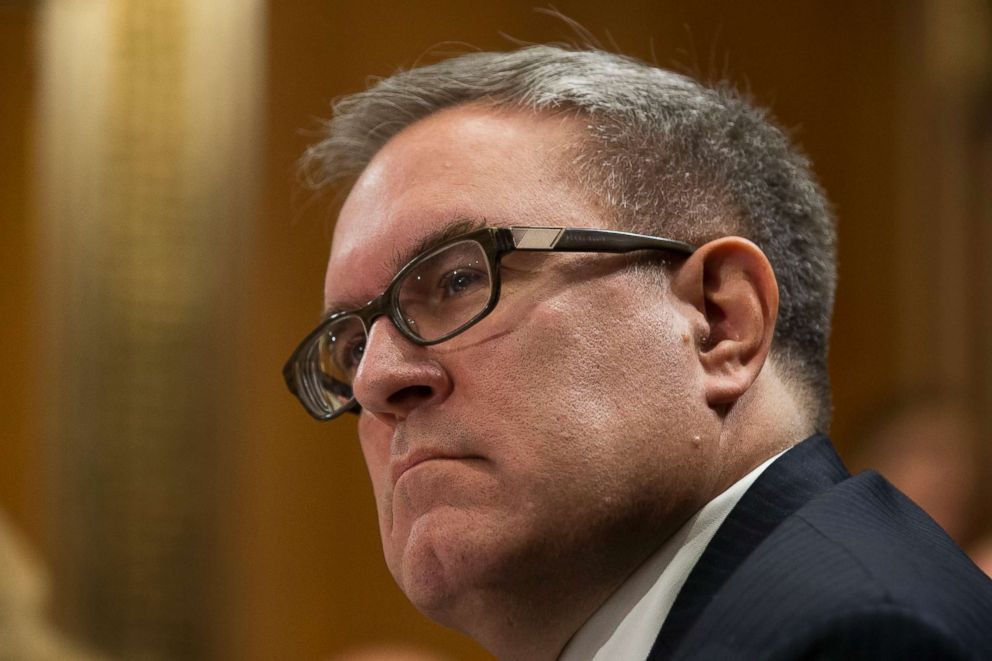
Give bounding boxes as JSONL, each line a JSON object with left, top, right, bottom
{"left": 648, "top": 434, "right": 992, "bottom": 660}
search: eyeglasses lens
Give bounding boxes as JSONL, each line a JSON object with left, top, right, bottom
{"left": 396, "top": 239, "right": 492, "bottom": 341}
{"left": 307, "top": 239, "right": 493, "bottom": 417}
{"left": 313, "top": 314, "right": 366, "bottom": 416}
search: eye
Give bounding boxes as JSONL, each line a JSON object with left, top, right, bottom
{"left": 326, "top": 327, "right": 366, "bottom": 373}
{"left": 340, "top": 335, "right": 366, "bottom": 371}
{"left": 438, "top": 268, "right": 486, "bottom": 298}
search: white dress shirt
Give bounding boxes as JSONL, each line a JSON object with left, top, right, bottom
{"left": 558, "top": 450, "right": 786, "bottom": 661}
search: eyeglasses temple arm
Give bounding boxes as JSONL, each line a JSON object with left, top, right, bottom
{"left": 503, "top": 226, "right": 695, "bottom": 255}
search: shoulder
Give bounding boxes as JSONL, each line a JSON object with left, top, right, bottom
{"left": 685, "top": 606, "right": 976, "bottom": 660}
{"left": 768, "top": 605, "right": 974, "bottom": 660}
{"left": 673, "top": 470, "right": 992, "bottom": 660}
{"left": 789, "top": 470, "right": 991, "bottom": 614}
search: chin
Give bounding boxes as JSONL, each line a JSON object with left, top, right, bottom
{"left": 388, "top": 505, "right": 508, "bottom": 625}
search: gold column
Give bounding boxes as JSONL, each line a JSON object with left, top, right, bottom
{"left": 37, "top": 0, "right": 264, "bottom": 658}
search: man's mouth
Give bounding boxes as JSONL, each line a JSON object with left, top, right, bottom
{"left": 390, "top": 451, "right": 483, "bottom": 487}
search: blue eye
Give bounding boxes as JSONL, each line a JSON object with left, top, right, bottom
{"left": 439, "top": 268, "right": 486, "bottom": 297}
{"left": 325, "top": 325, "right": 366, "bottom": 374}
{"left": 344, "top": 336, "right": 365, "bottom": 370}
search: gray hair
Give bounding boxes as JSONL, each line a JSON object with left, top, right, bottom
{"left": 302, "top": 45, "right": 837, "bottom": 430}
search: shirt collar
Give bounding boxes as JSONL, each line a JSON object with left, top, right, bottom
{"left": 559, "top": 449, "right": 786, "bottom": 661}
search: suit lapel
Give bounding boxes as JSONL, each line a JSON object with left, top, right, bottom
{"left": 647, "top": 434, "right": 849, "bottom": 660}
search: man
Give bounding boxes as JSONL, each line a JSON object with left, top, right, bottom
{"left": 283, "top": 45, "right": 992, "bottom": 659}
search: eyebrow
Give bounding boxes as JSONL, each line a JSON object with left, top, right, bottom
{"left": 321, "top": 216, "right": 488, "bottom": 320}
{"left": 392, "top": 217, "right": 487, "bottom": 275}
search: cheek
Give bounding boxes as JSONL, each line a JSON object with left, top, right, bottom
{"left": 358, "top": 418, "right": 394, "bottom": 515}
{"left": 480, "top": 289, "right": 695, "bottom": 429}
{"left": 453, "top": 285, "right": 699, "bottom": 490}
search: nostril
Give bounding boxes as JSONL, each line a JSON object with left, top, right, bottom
{"left": 387, "top": 385, "right": 434, "bottom": 406}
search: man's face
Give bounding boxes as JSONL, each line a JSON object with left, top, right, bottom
{"left": 324, "top": 105, "right": 718, "bottom": 626}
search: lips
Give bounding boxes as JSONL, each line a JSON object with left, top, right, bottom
{"left": 390, "top": 450, "right": 481, "bottom": 487}
{"left": 391, "top": 451, "right": 446, "bottom": 487}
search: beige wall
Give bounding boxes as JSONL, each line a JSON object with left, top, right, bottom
{"left": 2, "top": 1, "right": 990, "bottom": 660}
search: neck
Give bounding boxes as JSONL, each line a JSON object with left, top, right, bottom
{"left": 714, "top": 360, "right": 813, "bottom": 493}
{"left": 443, "top": 567, "right": 623, "bottom": 660}
{"left": 437, "top": 517, "right": 690, "bottom": 660}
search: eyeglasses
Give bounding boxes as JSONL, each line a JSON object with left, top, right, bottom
{"left": 283, "top": 225, "right": 695, "bottom": 421}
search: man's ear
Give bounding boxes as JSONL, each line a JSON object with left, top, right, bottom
{"left": 671, "top": 237, "right": 779, "bottom": 409}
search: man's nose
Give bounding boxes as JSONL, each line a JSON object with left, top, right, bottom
{"left": 350, "top": 317, "right": 452, "bottom": 424}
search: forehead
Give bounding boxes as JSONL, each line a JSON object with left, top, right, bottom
{"left": 323, "top": 105, "right": 601, "bottom": 309}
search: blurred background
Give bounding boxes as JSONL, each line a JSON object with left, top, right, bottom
{"left": 1, "top": 0, "right": 990, "bottom": 659}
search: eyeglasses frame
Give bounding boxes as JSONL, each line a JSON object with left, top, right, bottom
{"left": 283, "top": 225, "right": 696, "bottom": 421}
